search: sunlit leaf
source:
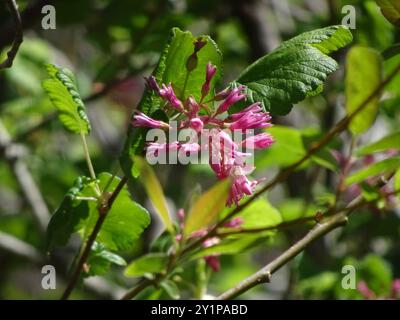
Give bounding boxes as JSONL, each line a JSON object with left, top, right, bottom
{"left": 134, "top": 157, "right": 173, "bottom": 233}
{"left": 42, "top": 64, "right": 91, "bottom": 134}
{"left": 184, "top": 180, "right": 231, "bottom": 236}
{"left": 233, "top": 25, "right": 353, "bottom": 115}
{"left": 345, "top": 46, "right": 383, "bottom": 135}
{"left": 124, "top": 253, "right": 168, "bottom": 277}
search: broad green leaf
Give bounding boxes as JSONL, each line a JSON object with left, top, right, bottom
{"left": 233, "top": 25, "right": 352, "bottom": 115}
{"left": 191, "top": 198, "right": 282, "bottom": 259}
{"left": 160, "top": 280, "right": 180, "bottom": 300}
{"left": 256, "top": 126, "right": 309, "bottom": 169}
{"left": 376, "top": 0, "right": 400, "bottom": 27}
{"left": 42, "top": 64, "right": 91, "bottom": 134}
{"left": 356, "top": 132, "right": 400, "bottom": 155}
{"left": 120, "top": 28, "right": 222, "bottom": 179}
{"left": 277, "top": 199, "right": 320, "bottom": 222}
{"left": 85, "top": 242, "right": 127, "bottom": 277}
{"left": 345, "top": 46, "right": 383, "bottom": 135}
{"left": 229, "top": 198, "right": 282, "bottom": 229}
{"left": 184, "top": 180, "right": 231, "bottom": 236}
{"left": 84, "top": 173, "right": 151, "bottom": 251}
{"left": 134, "top": 157, "right": 173, "bottom": 233}
{"left": 345, "top": 157, "right": 400, "bottom": 185}
{"left": 124, "top": 253, "right": 168, "bottom": 277}
{"left": 46, "top": 176, "right": 91, "bottom": 250}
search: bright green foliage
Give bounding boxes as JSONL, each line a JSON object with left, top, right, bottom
{"left": 160, "top": 280, "right": 180, "bottom": 299}
{"left": 46, "top": 176, "right": 92, "bottom": 250}
{"left": 84, "top": 173, "right": 150, "bottom": 251}
{"left": 47, "top": 173, "right": 150, "bottom": 270}
{"left": 124, "top": 253, "right": 168, "bottom": 277}
{"left": 85, "top": 242, "right": 127, "bottom": 277}
{"left": 233, "top": 26, "right": 353, "bottom": 115}
{"left": 345, "top": 46, "right": 383, "bottom": 135}
{"left": 42, "top": 64, "right": 91, "bottom": 134}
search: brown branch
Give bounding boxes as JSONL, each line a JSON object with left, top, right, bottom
{"left": 120, "top": 278, "right": 154, "bottom": 300}
{"left": 216, "top": 212, "right": 349, "bottom": 300}
{"left": 0, "top": 0, "right": 23, "bottom": 69}
{"left": 216, "top": 182, "right": 400, "bottom": 300}
{"left": 60, "top": 176, "right": 128, "bottom": 300}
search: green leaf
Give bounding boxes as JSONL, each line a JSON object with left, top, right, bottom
{"left": 191, "top": 198, "right": 282, "bottom": 259}
{"left": 345, "top": 46, "right": 383, "bottom": 135}
{"left": 160, "top": 280, "right": 180, "bottom": 300}
{"left": 46, "top": 176, "right": 91, "bottom": 250}
{"left": 256, "top": 126, "right": 308, "bottom": 169}
{"left": 134, "top": 157, "right": 173, "bottom": 233}
{"left": 233, "top": 25, "right": 352, "bottom": 115}
{"left": 376, "top": 0, "right": 400, "bottom": 27}
{"left": 84, "top": 173, "right": 151, "bottom": 251}
{"left": 345, "top": 157, "right": 400, "bottom": 185}
{"left": 183, "top": 179, "right": 231, "bottom": 236}
{"left": 124, "top": 253, "right": 168, "bottom": 277}
{"left": 42, "top": 64, "right": 91, "bottom": 134}
{"left": 85, "top": 242, "right": 127, "bottom": 277}
{"left": 356, "top": 132, "right": 400, "bottom": 155}
{"left": 120, "top": 28, "right": 222, "bottom": 179}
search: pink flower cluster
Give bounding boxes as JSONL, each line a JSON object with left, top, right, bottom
{"left": 132, "top": 62, "right": 274, "bottom": 206}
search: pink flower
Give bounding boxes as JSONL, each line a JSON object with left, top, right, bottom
{"left": 242, "top": 133, "right": 274, "bottom": 149}
{"left": 229, "top": 103, "right": 262, "bottom": 121}
{"left": 391, "top": 279, "right": 400, "bottom": 298}
{"left": 189, "top": 118, "right": 204, "bottom": 132}
{"left": 145, "top": 76, "right": 160, "bottom": 92}
{"left": 228, "top": 108, "right": 272, "bottom": 130}
{"left": 146, "top": 141, "right": 179, "bottom": 159}
{"left": 132, "top": 112, "right": 170, "bottom": 129}
{"left": 201, "top": 63, "right": 217, "bottom": 97}
{"left": 357, "top": 281, "right": 375, "bottom": 299}
{"left": 179, "top": 142, "right": 200, "bottom": 154}
{"left": 159, "top": 83, "right": 183, "bottom": 110}
{"left": 223, "top": 217, "right": 244, "bottom": 228}
{"left": 204, "top": 255, "right": 220, "bottom": 272}
{"left": 216, "top": 86, "right": 246, "bottom": 115}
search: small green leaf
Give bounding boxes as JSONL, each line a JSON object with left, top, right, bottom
{"left": 395, "top": 169, "right": 400, "bottom": 199}
{"left": 134, "top": 157, "right": 173, "bottom": 233}
{"left": 376, "top": 0, "right": 400, "bottom": 27}
{"left": 46, "top": 176, "right": 91, "bottom": 250}
{"left": 345, "top": 46, "right": 383, "bottom": 135}
{"left": 160, "top": 280, "right": 180, "bottom": 300}
{"left": 85, "top": 242, "right": 127, "bottom": 277}
{"left": 84, "top": 173, "right": 151, "bottom": 251}
{"left": 356, "top": 132, "right": 400, "bottom": 155}
{"left": 346, "top": 157, "right": 400, "bottom": 185}
{"left": 234, "top": 25, "right": 352, "bottom": 115}
{"left": 124, "top": 253, "right": 168, "bottom": 277}
{"left": 184, "top": 180, "right": 231, "bottom": 236}
{"left": 42, "top": 64, "right": 91, "bottom": 134}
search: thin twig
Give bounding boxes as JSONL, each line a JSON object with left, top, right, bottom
{"left": 60, "top": 176, "right": 128, "bottom": 300}
{"left": 120, "top": 278, "right": 154, "bottom": 300}
{"left": 216, "top": 184, "right": 400, "bottom": 300}
{"left": 0, "top": 0, "right": 23, "bottom": 69}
